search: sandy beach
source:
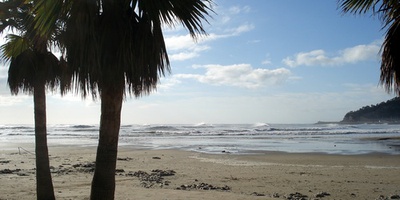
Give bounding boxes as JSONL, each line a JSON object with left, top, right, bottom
{"left": 1, "top": 144, "right": 400, "bottom": 200}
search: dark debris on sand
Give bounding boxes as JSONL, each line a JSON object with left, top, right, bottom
{"left": 0, "top": 160, "right": 10, "bottom": 164}
{"left": 176, "top": 182, "right": 231, "bottom": 191}
{"left": 0, "top": 168, "right": 30, "bottom": 176}
{"left": 0, "top": 169, "right": 19, "bottom": 174}
{"left": 250, "top": 192, "right": 266, "bottom": 196}
{"left": 284, "top": 192, "right": 308, "bottom": 200}
{"left": 71, "top": 162, "right": 96, "bottom": 173}
{"left": 279, "top": 191, "right": 331, "bottom": 200}
{"left": 376, "top": 194, "right": 400, "bottom": 200}
{"left": 117, "top": 157, "right": 133, "bottom": 161}
{"left": 126, "top": 169, "right": 176, "bottom": 188}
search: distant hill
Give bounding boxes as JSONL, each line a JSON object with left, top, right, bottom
{"left": 341, "top": 97, "right": 400, "bottom": 124}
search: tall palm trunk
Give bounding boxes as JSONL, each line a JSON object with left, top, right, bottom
{"left": 34, "top": 80, "right": 55, "bottom": 200}
{"left": 90, "top": 85, "right": 123, "bottom": 200}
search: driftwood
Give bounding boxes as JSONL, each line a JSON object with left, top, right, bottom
{"left": 18, "top": 147, "right": 35, "bottom": 155}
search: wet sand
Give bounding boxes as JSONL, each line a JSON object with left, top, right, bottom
{"left": 1, "top": 144, "right": 400, "bottom": 199}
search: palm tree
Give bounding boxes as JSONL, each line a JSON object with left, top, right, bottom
{"left": 33, "top": 0, "right": 213, "bottom": 199}
{"left": 2, "top": 40, "right": 60, "bottom": 200}
{"left": 339, "top": 0, "right": 400, "bottom": 95}
{"left": 0, "top": 0, "right": 67, "bottom": 199}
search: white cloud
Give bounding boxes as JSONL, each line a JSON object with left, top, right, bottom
{"left": 165, "top": 35, "right": 196, "bottom": 51}
{"left": 165, "top": 23, "right": 254, "bottom": 61}
{"left": 229, "top": 5, "right": 251, "bottom": 15}
{"left": 157, "top": 77, "right": 182, "bottom": 90}
{"left": 165, "top": 34, "right": 214, "bottom": 61}
{"left": 283, "top": 42, "right": 381, "bottom": 67}
{"left": 220, "top": 16, "right": 231, "bottom": 24}
{"left": 169, "top": 51, "right": 200, "bottom": 61}
{"left": 218, "top": 5, "right": 251, "bottom": 24}
{"left": 262, "top": 59, "right": 272, "bottom": 65}
{"left": 227, "top": 23, "right": 255, "bottom": 36}
{"left": 174, "top": 64, "right": 291, "bottom": 88}
{"left": 340, "top": 43, "right": 380, "bottom": 63}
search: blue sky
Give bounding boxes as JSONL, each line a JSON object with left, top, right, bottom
{"left": 0, "top": 0, "right": 395, "bottom": 124}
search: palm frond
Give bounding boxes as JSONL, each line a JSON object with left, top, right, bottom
{"left": 0, "top": 34, "right": 31, "bottom": 62}
{"left": 339, "top": 0, "right": 400, "bottom": 95}
{"left": 0, "top": 0, "right": 30, "bottom": 33}
{"left": 125, "top": 13, "right": 170, "bottom": 96}
{"left": 339, "top": 0, "right": 378, "bottom": 14}
{"left": 63, "top": 0, "right": 100, "bottom": 98}
{"left": 58, "top": 56, "right": 72, "bottom": 95}
{"left": 7, "top": 49, "right": 63, "bottom": 95}
{"left": 32, "top": 0, "right": 62, "bottom": 38}
{"left": 7, "top": 49, "right": 37, "bottom": 94}
{"left": 380, "top": 18, "right": 400, "bottom": 94}
{"left": 137, "top": 0, "right": 213, "bottom": 38}
{"left": 339, "top": 0, "right": 400, "bottom": 28}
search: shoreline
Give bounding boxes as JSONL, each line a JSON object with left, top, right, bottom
{"left": 3, "top": 140, "right": 400, "bottom": 156}
{"left": 1, "top": 144, "right": 400, "bottom": 199}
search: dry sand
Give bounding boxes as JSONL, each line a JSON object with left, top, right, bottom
{"left": 1, "top": 144, "right": 400, "bottom": 200}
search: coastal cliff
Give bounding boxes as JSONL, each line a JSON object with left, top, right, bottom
{"left": 341, "top": 97, "right": 400, "bottom": 124}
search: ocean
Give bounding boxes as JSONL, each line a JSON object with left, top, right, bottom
{"left": 1, "top": 123, "right": 400, "bottom": 155}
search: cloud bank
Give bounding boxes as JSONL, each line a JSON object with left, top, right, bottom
{"left": 174, "top": 64, "right": 291, "bottom": 88}
{"left": 283, "top": 42, "right": 381, "bottom": 67}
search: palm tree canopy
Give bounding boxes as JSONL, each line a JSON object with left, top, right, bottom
{"left": 0, "top": 0, "right": 28, "bottom": 33}
{"left": 339, "top": 0, "right": 400, "bottom": 95}
{"left": 33, "top": 0, "right": 213, "bottom": 98}
{"left": 1, "top": 34, "right": 61, "bottom": 95}
{"left": 0, "top": 0, "right": 70, "bottom": 95}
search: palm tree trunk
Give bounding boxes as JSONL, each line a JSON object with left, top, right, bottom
{"left": 34, "top": 82, "right": 55, "bottom": 200}
{"left": 90, "top": 86, "right": 123, "bottom": 200}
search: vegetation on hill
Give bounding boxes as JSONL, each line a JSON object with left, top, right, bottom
{"left": 341, "top": 97, "right": 400, "bottom": 124}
